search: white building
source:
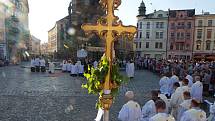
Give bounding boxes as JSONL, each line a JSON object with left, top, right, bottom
{"left": 0, "top": 2, "right": 7, "bottom": 59}
{"left": 31, "top": 35, "right": 41, "bottom": 55}
{"left": 134, "top": 1, "right": 168, "bottom": 59}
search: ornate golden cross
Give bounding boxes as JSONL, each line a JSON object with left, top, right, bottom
{"left": 82, "top": 0, "right": 136, "bottom": 90}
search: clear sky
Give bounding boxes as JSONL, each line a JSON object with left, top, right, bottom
{"left": 28, "top": 0, "right": 215, "bottom": 43}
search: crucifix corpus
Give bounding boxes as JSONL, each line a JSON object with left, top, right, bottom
{"left": 82, "top": 0, "right": 137, "bottom": 120}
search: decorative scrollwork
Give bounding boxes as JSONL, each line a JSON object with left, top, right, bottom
{"left": 99, "top": 0, "right": 121, "bottom": 10}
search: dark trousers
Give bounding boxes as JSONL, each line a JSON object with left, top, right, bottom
{"left": 41, "top": 66, "right": 46, "bottom": 72}
{"left": 36, "top": 66, "right": 40, "bottom": 72}
{"left": 31, "top": 67, "right": 35, "bottom": 72}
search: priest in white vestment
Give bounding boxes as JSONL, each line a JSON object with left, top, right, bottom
{"left": 149, "top": 100, "right": 175, "bottom": 121}
{"left": 185, "top": 72, "right": 193, "bottom": 87}
{"left": 48, "top": 62, "right": 55, "bottom": 74}
{"left": 62, "top": 61, "right": 67, "bottom": 72}
{"left": 118, "top": 91, "right": 142, "bottom": 121}
{"left": 180, "top": 99, "right": 206, "bottom": 121}
{"left": 177, "top": 91, "right": 192, "bottom": 121}
{"left": 70, "top": 63, "right": 78, "bottom": 77}
{"left": 190, "top": 76, "right": 203, "bottom": 103}
{"left": 170, "top": 72, "right": 179, "bottom": 95}
{"left": 158, "top": 90, "right": 169, "bottom": 113}
{"left": 126, "top": 61, "right": 135, "bottom": 78}
{"left": 66, "top": 62, "right": 71, "bottom": 73}
{"left": 208, "top": 102, "right": 215, "bottom": 121}
{"left": 159, "top": 74, "right": 171, "bottom": 96}
{"left": 141, "top": 90, "right": 159, "bottom": 121}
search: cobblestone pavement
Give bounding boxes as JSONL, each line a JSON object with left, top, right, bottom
{"left": 0, "top": 65, "right": 161, "bottom": 121}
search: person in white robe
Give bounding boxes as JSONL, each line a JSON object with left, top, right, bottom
{"left": 191, "top": 76, "right": 203, "bottom": 103}
{"left": 40, "top": 58, "right": 46, "bottom": 72}
{"left": 78, "top": 62, "right": 84, "bottom": 76}
{"left": 170, "top": 81, "right": 187, "bottom": 119}
{"left": 66, "top": 61, "right": 71, "bottom": 73}
{"left": 62, "top": 60, "right": 67, "bottom": 72}
{"left": 185, "top": 72, "right": 193, "bottom": 87}
{"left": 129, "top": 61, "right": 135, "bottom": 78}
{"left": 118, "top": 91, "right": 142, "bottom": 121}
{"left": 170, "top": 72, "right": 179, "bottom": 95}
{"left": 159, "top": 73, "right": 171, "bottom": 96}
{"left": 126, "top": 61, "right": 130, "bottom": 77}
{"left": 93, "top": 60, "right": 98, "bottom": 69}
{"left": 149, "top": 100, "right": 175, "bottom": 121}
{"left": 70, "top": 63, "right": 78, "bottom": 77}
{"left": 35, "top": 57, "right": 40, "bottom": 72}
{"left": 180, "top": 99, "right": 206, "bottom": 121}
{"left": 157, "top": 90, "right": 169, "bottom": 113}
{"left": 208, "top": 102, "right": 215, "bottom": 121}
{"left": 30, "top": 58, "right": 35, "bottom": 72}
{"left": 177, "top": 91, "right": 192, "bottom": 121}
{"left": 141, "top": 90, "right": 159, "bottom": 121}
{"left": 48, "top": 62, "right": 55, "bottom": 74}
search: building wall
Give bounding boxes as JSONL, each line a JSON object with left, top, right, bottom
{"left": 167, "top": 9, "right": 195, "bottom": 60}
{"left": 31, "top": 35, "right": 41, "bottom": 55}
{"left": 135, "top": 10, "right": 168, "bottom": 59}
{"left": 0, "top": 2, "right": 6, "bottom": 59}
{"left": 48, "top": 25, "right": 58, "bottom": 53}
{"left": 194, "top": 14, "right": 215, "bottom": 56}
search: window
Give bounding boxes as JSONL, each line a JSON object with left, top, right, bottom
{"left": 177, "top": 32, "right": 180, "bottom": 39}
{"left": 207, "top": 29, "right": 212, "bottom": 39}
{"left": 198, "top": 20, "right": 203, "bottom": 27}
{"left": 186, "top": 33, "right": 191, "bottom": 39}
{"left": 197, "top": 30, "right": 202, "bottom": 39}
{"left": 136, "top": 32, "right": 138, "bottom": 38}
{"left": 181, "top": 22, "right": 185, "bottom": 28}
{"left": 176, "top": 43, "right": 179, "bottom": 50}
{"left": 158, "top": 14, "right": 163, "bottom": 18}
{"left": 155, "top": 42, "right": 159, "bottom": 48}
{"left": 136, "top": 42, "right": 138, "bottom": 49}
{"left": 208, "top": 20, "right": 213, "bottom": 27}
{"left": 139, "top": 22, "right": 142, "bottom": 29}
{"left": 137, "top": 23, "right": 139, "bottom": 29}
{"left": 187, "top": 22, "right": 192, "bottom": 29}
{"left": 171, "top": 23, "right": 175, "bottom": 29}
{"left": 159, "top": 43, "right": 163, "bottom": 49}
{"left": 146, "top": 32, "right": 150, "bottom": 39}
{"left": 156, "top": 22, "right": 159, "bottom": 28}
{"left": 156, "top": 32, "right": 159, "bottom": 39}
{"left": 181, "top": 33, "right": 184, "bottom": 39}
{"left": 170, "top": 44, "right": 174, "bottom": 50}
{"left": 171, "top": 33, "right": 175, "bottom": 39}
{"left": 147, "top": 22, "right": 150, "bottom": 29}
{"left": 160, "top": 22, "right": 164, "bottom": 28}
{"left": 206, "top": 41, "right": 211, "bottom": 50}
{"left": 139, "top": 32, "right": 142, "bottom": 38}
{"left": 139, "top": 42, "right": 142, "bottom": 48}
{"left": 196, "top": 41, "right": 201, "bottom": 50}
{"left": 180, "top": 43, "right": 184, "bottom": 50}
{"left": 146, "top": 42, "right": 149, "bottom": 48}
{"left": 160, "top": 32, "right": 164, "bottom": 39}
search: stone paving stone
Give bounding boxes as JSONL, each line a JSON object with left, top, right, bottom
{"left": 0, "top": 65, "right": 161, "bottom": 121}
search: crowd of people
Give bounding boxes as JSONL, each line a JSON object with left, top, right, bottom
{"left": 116, "top": 58, "right": 215, "bottom": 121}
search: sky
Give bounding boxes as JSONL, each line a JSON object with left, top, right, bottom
{"left": 28, "top": 0, "right": 215, "bottom": 43}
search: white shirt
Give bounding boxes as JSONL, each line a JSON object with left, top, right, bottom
{"left": 30, "top": 59, "right": 35, "bottom": 67}
{"left": 141, "top": 100, "right": 156, "bottom": 121}
{"left": 40, "top": 59, "right": 46, "bottom": 67}
{"left": 177, "top": 99, "right": 192, "bottom": 121}
{"left": 118, "top": 100, "right": 142, "bottom": 121}
{"left": 78, "top": 65, "right": 84, "bottom": 74}
{"left": 62, "top": 63, "right": 67, "bottom": 71}
{"left": 180, "top": 108, "right": 206, "bottom": 121}
{"left": 66, "top": 63, "right": 71, "bottom": 71}
{"left": 158, "top": 94, "right": 169, "bottom": 113}
{"left": 149, "top": 113, "right": 175, "bottom": 121}
{"left": 34, "top": 58, "right": 40, "bottom": 66}
{"left": 191, "top": 81, "right": 203, "bottom": 102}
{"left": 70, "top": 64, "right": 78, "bottom": 74}
{"left": 170, "top": 75, "right": 179, "bottom": 94}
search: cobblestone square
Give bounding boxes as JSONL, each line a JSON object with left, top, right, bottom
{"left": 0, "top": 65, "right": 160, "bottom": 121}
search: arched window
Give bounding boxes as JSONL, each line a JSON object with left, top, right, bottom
{"left": 196, "top": 40, "right": 201, "bottom": 50}
{"left": 206, "top": 40, "right": 211, "bottom": 50}
{"left": 158, "top": 14, "right": 163, "bottom": 18}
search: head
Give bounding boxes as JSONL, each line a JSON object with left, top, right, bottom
{"left": 125, "top": 91, "right": 134, "bottom": 102}
{"left": 191, "top": 99, "right": 200, "bottom": 108}
{"left": 155, "top": 99, "right": 166, "bottom": 113}
{"left": 151, "top": 90, "right": 159, "bottom": 102}
{"left": 173, "top": 82, "right": 180, "bottom": 90}
{"left": 182, "top": 79, "right": 189, "bottom": 86}
{"left": 183, "top": 91, "right": 191, "bottom": 100}
{"left": 194, "top": 75, "right": 201, "bottom": 82}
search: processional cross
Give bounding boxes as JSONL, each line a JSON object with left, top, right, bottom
{"left": 82, "top": 0, "right": 136, "bottom": 120}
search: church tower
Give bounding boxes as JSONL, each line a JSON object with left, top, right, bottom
{"left": 137, "top": 1, "right": 146, "bottom": 17}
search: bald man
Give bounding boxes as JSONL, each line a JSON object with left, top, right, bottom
{"left": 118, "top": 91, "right": 142, "bottom": 121}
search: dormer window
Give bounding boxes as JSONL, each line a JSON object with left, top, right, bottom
{"left": 158, "top": 14, "right": 163, "bottom": 18}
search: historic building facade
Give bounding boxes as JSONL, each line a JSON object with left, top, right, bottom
{"left": 0, "top": 2, "right": 7, "bottom": 59}
{"left": 194, "top": 13, "right": 215, "bottom": 59}
{"left": 0, "top": 0, "right": 30, "bottom": 62}
{"left": 135, "top": 1, "right": 168, "bottom": 59}
{"left": 167, "top": 9, "right": 195, "bottom": 60}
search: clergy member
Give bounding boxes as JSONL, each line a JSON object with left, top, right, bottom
{"left": 118, "top": 91, "right": 142, "bottom": 121}
{"left": 141, "top": 90, "right": 159, "bottom": 121}
{"left": 185, "top": 72, "right": 193, "bottom": 87}
{"left": 40, "top": 58, "right": 46, "bottom": 72}
{"left": 177, "top": 91, "right": 192, "bottom": 121}
{"left": 30, "top": 58, "right": 35, "bottom": 72}
{"left": 66, "top": 61, "right": 71, "bottom": 73}
{"left": 170, "top": 72, "right": 179, "bottom": 95}
{"left": 48, "top": 61, "right": 55, "bottom": 74}
{"left": 62, "top": 60, "right": 67, "bottom": 72}
{"left": 149, "top": 100, "right": 175, "bottom": 121}
{"left": 159, "top": 73, "right": 171, "bottom": 97}
{"left": 180, "top": 99, "right": 206, "bottom": 121}
{"left": 157, "top": 90, "right": 169, "bottom": 113}
{"left": 190, "top": 75, "right": 203, "bottom": 103}
{"left": 208, "top": 102, "right": 215, "bottom": 121}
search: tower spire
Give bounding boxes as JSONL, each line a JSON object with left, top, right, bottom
{"left": 138, "top": 0, "right": 146, "bottom": 16}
